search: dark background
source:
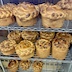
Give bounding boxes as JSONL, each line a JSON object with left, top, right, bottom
{"left": 1, "top": 0, "right": 59, "bottom": 4}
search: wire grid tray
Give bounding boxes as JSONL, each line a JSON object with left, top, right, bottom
{"left": 0, "top": 49, "right": 72, "bottom": 63}
{"left": 0, "top": 19, "right": 72, "bottom": 32}
{"left": 5, "top": 65, "right": 64, "bottom": 72}
{"left": 1, "top": 59, "right": 64, "bottom": 72}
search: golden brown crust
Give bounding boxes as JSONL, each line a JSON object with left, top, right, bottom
{"left": 8, "top": 60, "right": 18, "bottom": 68}
{"left": 0, "top": 3, "right": 16, "bottom": 25}
{"left": 20, "top": 60, "right": 31, "bottom": 70}
{"left": 0, "top": 7, "right": 12, "bottom": 19}
{"left": 57, "top": 0, "right": 72, "bottom": 9}
{"left": 32, "top": 61, "right": 43, "bottom": 71}
{"left": 40, "top": 32, "right": 55, "bottom": 41}
{"left": 0, "top": 40, "right": 16, "bottom": 52}
{"left": 56, "top": 32, "right": 71, "bottom": 43}
{"left": 0, "top": 16, "right": 15, "bottom": 26}
{"left": 8, "top": 60, "right": 18, "bottom": 72}
{"left": 21, "top": 31, "right": 38, "bottom": 42}
{"left": 36, "top": 39, "right": 51, "bottom": 49}
{"left": 13, "top": 2, "right": 39, "bottom": 21}
{"left": 52, "top": 37, "right": 70, "bottom": 60}
{"left": 52, "top": 38, "right": 69, "bottom": 50}
{"left": 2, "top": 3, "right": 16, "bottom": 13}
{"left": 7, "top": 31, "right": 22, "bottom": 43}
{"left": 36, "top": 39, "right": 51, "bottom": 58}
{"left": 15, "top": 40, "right": 35, "bottom": 59}
{"left": 39, "top": 3, "right": 66, "bottom": 19}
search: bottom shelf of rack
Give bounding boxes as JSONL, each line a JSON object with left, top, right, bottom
{"left": 4, "top": 62, "right": 64, "bottom": 72}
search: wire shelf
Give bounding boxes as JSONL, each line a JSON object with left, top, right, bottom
{"left": 0, "top": 19, "right": 72, "bottom": 32}
{"left": 5, "top": 66, "right": 64, "bottom": 72}
{"left": 1, "top": 59, "right": 64, "bottom": 72}
{"left": 0, "top": 49, "right": 72, "bottom": 63}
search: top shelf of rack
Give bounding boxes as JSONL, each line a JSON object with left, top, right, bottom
{"left": 0, "top": 19, "right": 72, "bottom": 32}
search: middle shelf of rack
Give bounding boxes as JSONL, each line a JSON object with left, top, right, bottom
{"left": 0, "top": 19, "right": 72, "bottom": 32}
{"left": 0, "top": 48, "right": 72, "bottom": 63}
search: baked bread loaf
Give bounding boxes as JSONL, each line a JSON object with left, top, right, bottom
{"left": 13, "top": 2, "right": 39, "bottom": 27}
{"left": 57, "top": 0, "right": 72, "bottom": 20}
{"left": 0, "top": 6, "right": 14, "bottom": 26}
{"left": 20, "top": 60, "right": 31, "bottom": 70}
{"left": 32, "top": 61, "right": 43, "bottom": 72}
{"left": 40, "top": 31, "right": 55, "bottom": 42}
{"left": 2, "top": 3, "right": 16, "bottom": 24}
{"left": 56, "top": 32, "right": 71, "bottom": 44}
{"left": 21, "top": 31, "right": 39, "bottom": 42}
{"left": 7, "top": 31, "right": 22, "bottom": 43}
{"left": 39, "top": 3, "right": 66, "bottom": 28}
{"left": 15, "top": 40, "right": 35, "bottom": 60}
{"left": 35, "top": 39, "right": 51, "bottom": 58}
{"left": 52, "top": 37, "right": 70, "bottom": 60}
{"left": 8, "top": 60, "right": 18, "bottom": 72}
{"left": 0, "top": 40, "right": 16, "bottom": 55}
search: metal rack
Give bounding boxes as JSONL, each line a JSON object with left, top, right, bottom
{"left": 0, "top": 0, "right": 72, "bottom": 72}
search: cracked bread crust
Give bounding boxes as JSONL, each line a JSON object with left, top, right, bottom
{"left": 21, "top": 31, "right": 38, "bottom": 42}
{"left": 53, "top": 38, "right": 69, "bottom": 50}
{"left": 13, "top": 2, "right": 39, "bottom": 21}
{"left": 40, "top": 32, "right": 55, "bottom": 42}
{"left": 0, "top": 40, "right": 16, "bottom": 55}
{"left": 0, "top": 40, "right": 16, "bottom": 51}
{"left": 32, "top": 61, "right": 43, "bottom": 72}
{"left": 0, "top": 7, "right": 12, "bottom": 19}
{"left": 7, "top": 31, "right": 22, "bottom": 43}
{"left": 2, "top": 3, "right": 16, "bottom": 13}
{"left": 8, "top": 60, "right": 18, "bottom": 72}
{"left": 57, "top": 0, "right": 72, "bottom": 9}
{"left": 39, "top": 3, "right": 66, "bottom": 19}
{"left": 36, "top": 39, "right": 51, "bottom": 49}
{"left": 20, "top": 60, "right": 31, "bottom": 70}
{"left": 57, "top": 0, "right": 72, "bottom": 20}
{"left": 56, "top": 32, "right": 71, "bottom": 43}
{"left": 0, "top": 5, "right": 15, "bottom": 26}
{"left": 15, "top": 40, "right": 35, "bottom": 60}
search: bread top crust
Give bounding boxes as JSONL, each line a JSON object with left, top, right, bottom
{"left": 0, "top": 7, "right": 12, "bottom": 19}
{"left": 20, "top": 60, "right": 31, "bottom": 70}
{"left": 8, "top": 60, "right": 18, "bottom": 69}
{"left": 36, "top": 39, "right": 51, "bottom": 49}
{"left": 8, "top": 31, "right": 21, "bottom": 40}
{"left": 0, "top": 40, "right": 16, "bottom": 51}
{"left": 16, "top": 40, "right": 34, "bottom": 49}
{"left": 2, "top": 3, "right": 16, "bottom": 13}
{"left": 39, "top": 3, "right": 66, "bottom": 19}
{"left": 21, "top": 31, "right": 38, "bottom": 40}
{"left": 57, "top": 0, "right": 72, "bottom": 9}
{"left": 52, "top": 37, "right": 69, "bottom": 50}
{"left": 32, "top": 61, "right": 43, "bottom": 69}
{"left": 40, "top": 31, "right": 55, "bottom": 38}
{"left": 15, "top": 40, "right": 35, "bottom": 56}
{"left": 56, "top": 32, "right": 71, "bottom": 38}
{"left": 13, "top": 2, "right": 39, "bottom": 21}
{"left": 56, "top": 32, "right": 71, "bottom": 43}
